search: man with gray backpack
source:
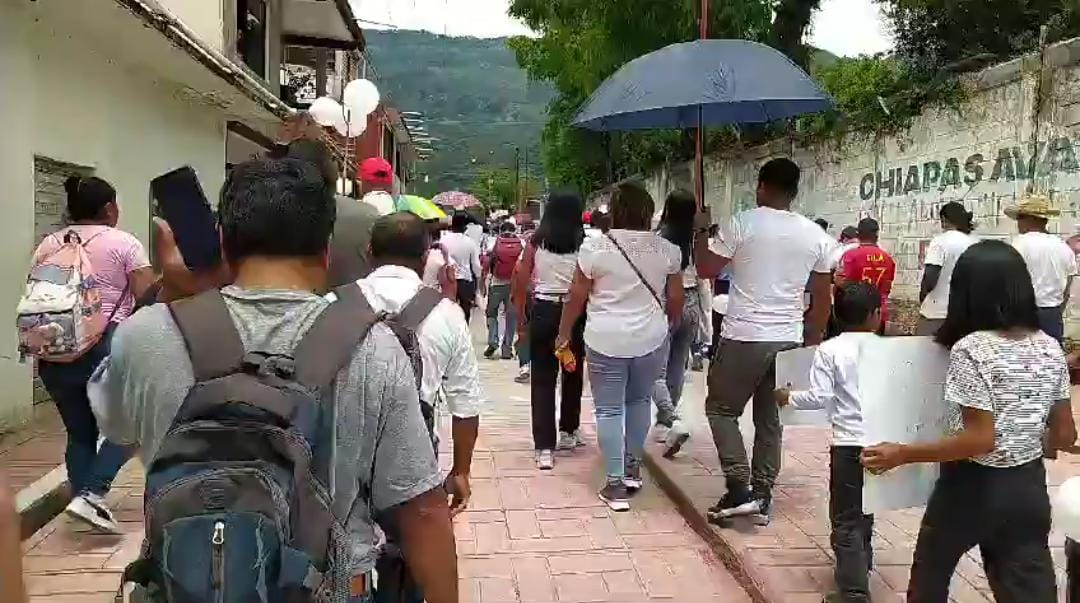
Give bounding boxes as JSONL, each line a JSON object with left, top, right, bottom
{"left": 98, "top": 158, "right": 458, "bottom": 603}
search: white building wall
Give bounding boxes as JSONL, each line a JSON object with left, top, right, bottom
{"left": 155, "top": 0, "right": 226, "bottom": 53}
{"left": 0, "top": 1, "right": 227, "bottom": 430}
{"left": 643, "top": 40, "right": 1080, "bottom": 337}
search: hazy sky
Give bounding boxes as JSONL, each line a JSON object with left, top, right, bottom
{"left": 353, "top": 0, "right": 893, "bottom": 57}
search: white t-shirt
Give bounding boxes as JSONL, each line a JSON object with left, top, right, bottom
{"left": 715, "top": 207, "right": 834, "bottom": 343}
{"left": 578, "top": 230, "right": 681, "bottom": 358}
{"left": 533, "top": 247, "right": 577, "bottom": 296}
{"left": 920, "top": 230, "right": 976, "bottom": 319}
{"left": 360, "top": 191, "right": 395, "bottom": 216}
{"left": 1012, "top": 231, "right": 1078, "bottom": 308}
{"left": 829, "top": 241, "right": 858, "bottom": 270}
{"left": 440, "top": 231, "right": 482, "bottom": 282}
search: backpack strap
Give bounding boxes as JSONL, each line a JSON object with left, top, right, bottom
{"left": 395, "top": 286, "right": 443, "bottom": 332}
{"left": 168, "top": 290, "right": 245, "bottom": 382}
{"left": 293, "top": 284, "right": 381, "bottom": 390}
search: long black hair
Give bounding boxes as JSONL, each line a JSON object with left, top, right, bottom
{"left": 939, "top": 201, "right": 974, "bottom": 234}
{"left": 532, "top": 189, "right": 584, "bottom": 254}
{"left": 659, "top": 189, "right": 696, "bottom": 269}
{"left": 935, "top": 239, "right": 1039, "bottom": 347}
{"left": 64, "top": 176, "right": 116, "bottom": 222}
{"left": 610, "top": 182, "right": 654, "bottom": 231}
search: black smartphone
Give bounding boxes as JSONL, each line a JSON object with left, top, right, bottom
{"left": 150, "top": 166, "right": 221, "bottom": 270}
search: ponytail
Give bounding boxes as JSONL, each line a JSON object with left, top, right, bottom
{"left": 939, "top": 201, "right": 974, "bottom": 234}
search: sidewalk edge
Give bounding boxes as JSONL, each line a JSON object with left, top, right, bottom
{"left": 14, "top": 465, "right": 70, "bottom": 538}
{"left": 644, "top": 450, "right": 777, "bottom": 603}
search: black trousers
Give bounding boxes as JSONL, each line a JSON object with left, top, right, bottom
{"left": 529, "top": 299, "right": 585, "bottom": 450}
{"left": 455, "top": 278, "right": 477, "bottom": 318}
{"left": 909, "top": 459, "right": 1055, "bottom": 603}
{"left": 830, "top": 447, "right": 874, "bottom": 601}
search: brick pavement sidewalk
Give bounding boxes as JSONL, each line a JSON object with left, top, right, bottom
{"left": 645, "top": 372, "right": 1080, "bottom": 603}
{"left": 1, "top": 403, "right": 67, "bottom": 494}
{"left": 20, "top": 354, "right": 751, "bottom": 603}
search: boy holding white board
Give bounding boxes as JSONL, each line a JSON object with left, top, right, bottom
{"left": 775, "top": 282, "right": 881, "bottom": 603}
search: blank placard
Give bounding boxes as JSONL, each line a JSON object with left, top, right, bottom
{"left": 775, "top": 346, "right": 830, "bottom": 426}
{"left": 858, "top": 336, "right": 949, "bottom": 513}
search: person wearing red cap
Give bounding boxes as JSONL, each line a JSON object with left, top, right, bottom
{"left": 360, "top": 157, "right": 396, "bottom": 216}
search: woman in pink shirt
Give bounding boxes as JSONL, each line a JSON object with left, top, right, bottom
{"left": 33, "top": 176, "right": 154, "bottom": 534}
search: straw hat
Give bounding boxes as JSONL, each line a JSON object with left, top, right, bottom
{"left": 1004, "top": 194, "right": 1060, "bottom": 220}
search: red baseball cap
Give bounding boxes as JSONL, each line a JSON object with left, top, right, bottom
{"left": 359, "top": 157, "right": 393, "bottom": 185}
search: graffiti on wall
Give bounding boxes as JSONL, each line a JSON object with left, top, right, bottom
{"left": 857, "top": 137, "right": 1080, "bottom": 200}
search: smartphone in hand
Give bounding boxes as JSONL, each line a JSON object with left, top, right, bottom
{"left": 150, "top": 167, "right": 221, "bottom": 271}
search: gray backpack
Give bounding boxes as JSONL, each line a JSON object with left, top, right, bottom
{"left": 123, "top": 285, "right": 387, "bottom": 603}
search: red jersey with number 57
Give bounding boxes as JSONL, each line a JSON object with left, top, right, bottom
{"left": 840, "top": 244, "right": 896, "bottom": 314}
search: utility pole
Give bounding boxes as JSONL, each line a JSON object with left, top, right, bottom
{"left": 514, "top": 146, "right": 521, "bottom": 212}
{"left": 522, "top": 147, "right": 529, "bottom": 212}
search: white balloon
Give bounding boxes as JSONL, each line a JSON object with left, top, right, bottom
{"left": 343, "top": 79, "right": 380, "bottom": 116}
{"left": 1054, "top": 477, "right": 1080, "bottom": 540}
{"left": 309, "top": 96, "right": 343, "bottom": 127}
{"left": 332, "top": 109, "right": 368, "bottom": 138}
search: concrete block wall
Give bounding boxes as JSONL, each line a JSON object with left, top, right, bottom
{"left": 643, "top": 36, "right": 1080, "bottom": 337}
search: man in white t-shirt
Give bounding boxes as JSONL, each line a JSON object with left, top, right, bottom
{"left": 1007, "top": 195, "right": 1078, "bottom": 342}
{"left": 693, "top": 158, "right": 834, "bottom": 526}
{"left": 917, "top": 201, "right": 976, "bottom": 336}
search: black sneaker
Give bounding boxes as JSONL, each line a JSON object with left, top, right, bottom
{"left": 599, "top": 481, "right": 631, "bottom": 511}
{"left": 822, "top": 592, "right": 869, "bottom": 603}
{"left": 707, "top": 481, "right": 755, "bottom": 519}
{"left": 483, "top": 345, "right": 497, "bottom": 359}
{"left": 749, "top": 491, "right": 772, "bottom": 526}
{"left": 624, "top": 461, "right": 643, "bottom": 492}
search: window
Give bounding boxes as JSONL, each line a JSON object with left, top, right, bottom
{"left": 237, "top": 0, "right": 268, "bottom": 78}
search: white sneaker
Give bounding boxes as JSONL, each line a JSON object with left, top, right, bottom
{"left": 535, "top": 449, "right": 554, "bottom": 470}
{"left": 514, "top": 366, "right": 531, "bottom": 384}
{"left": 573, "top": 430, "right": 586, "bottom": 447}
{"left": 653, "top": 424, "right": 670, "bottom": 443}
{"left": 556, "top": 431, "right": 576, "bottom": 450}
{"left": 66, "top": 493, "right": 122, "bottom": 535}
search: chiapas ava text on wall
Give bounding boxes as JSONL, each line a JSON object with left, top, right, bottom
{"left": 858, "top": 136, "right": 1080, "bottom": 200}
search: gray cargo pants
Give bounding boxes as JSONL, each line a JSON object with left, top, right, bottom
{"left": 706, "top": 338, "right": 798, "bottom": 492}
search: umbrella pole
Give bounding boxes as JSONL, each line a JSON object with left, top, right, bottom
{"left": 696, "top": 0, "right": 708, "bottom": 210}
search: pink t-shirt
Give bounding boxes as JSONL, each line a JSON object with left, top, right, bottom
{"left": 33, "top": 225, "right": 150, "bottom": 323}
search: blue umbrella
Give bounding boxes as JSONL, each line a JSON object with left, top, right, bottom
{"left": 573, "top": 39, "right": 832, "bottom": 131}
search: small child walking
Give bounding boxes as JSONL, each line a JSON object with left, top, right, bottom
{"left": 776, "top": 282, "right": 881, "bottom": 603}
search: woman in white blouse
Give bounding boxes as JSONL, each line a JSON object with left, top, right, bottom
{"left": 512, "top": 191, "right": 587, "bottom": 471}
{"left": 556, "top": 183, "right": 684, "bottom": 511}
{"left": 652, "top": 190, "right": 702, "bottom": 457}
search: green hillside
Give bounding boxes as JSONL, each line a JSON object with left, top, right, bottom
{"left": 365, "top": 29, "right": 554, "bottom": 198}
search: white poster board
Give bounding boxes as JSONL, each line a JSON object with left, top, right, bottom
{"left": 858, "top": 336, "right": 950, "bottom": 514}
{"left": 775, "top": 346, "right": 830, "bottom": 426}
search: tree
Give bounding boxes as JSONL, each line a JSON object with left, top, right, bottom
{"left": 469, "top": 168, "right": 542, "bottom": 211}
{"left": 882, "top": 0, "right": 1080, "bottom": 72}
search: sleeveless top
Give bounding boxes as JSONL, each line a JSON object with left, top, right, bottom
{"left": 533, "top": 247, "right": 578, "bottom": 297}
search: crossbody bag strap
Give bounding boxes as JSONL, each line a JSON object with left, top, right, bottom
{"left": 606, "top": 232, "right": 664, "bottom": 310}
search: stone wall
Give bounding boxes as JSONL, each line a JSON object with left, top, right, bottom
{"left": 641, "top": 37, "right": 1080, "bottom": 337}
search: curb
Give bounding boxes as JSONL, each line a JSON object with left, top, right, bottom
{"left": 14, "top": 465, "right": 70, "bottom": 539}
{"left": 644, "top": 450, "right": 778, "bottom": 603}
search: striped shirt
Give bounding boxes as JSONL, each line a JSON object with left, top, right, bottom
{"left": 945, "top": 330, "right": 1070, "bottom": 467}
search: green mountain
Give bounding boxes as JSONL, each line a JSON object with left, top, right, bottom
{"left": 365, "top": 29, "right": 554, "bottom": 198}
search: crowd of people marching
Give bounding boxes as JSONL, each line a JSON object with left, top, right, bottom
{"left": 3, "top": 135, "right": 1080, "bottom": 603}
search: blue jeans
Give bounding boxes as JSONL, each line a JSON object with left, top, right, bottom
{"left": 37, "top": 324, "right": 131, "bottom": 496}
{"left": 587, "top": 344, "right": 667, "bottom": 481}
{"left": 486, "top": 283, "right": 516, "bottom": 356}
{"left": 653, "top": 289, "right": 702, "bottom": 426}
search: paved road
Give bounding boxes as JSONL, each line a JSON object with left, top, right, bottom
{"left": 20, "top": 320, "right": 751, "bottom": 603}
